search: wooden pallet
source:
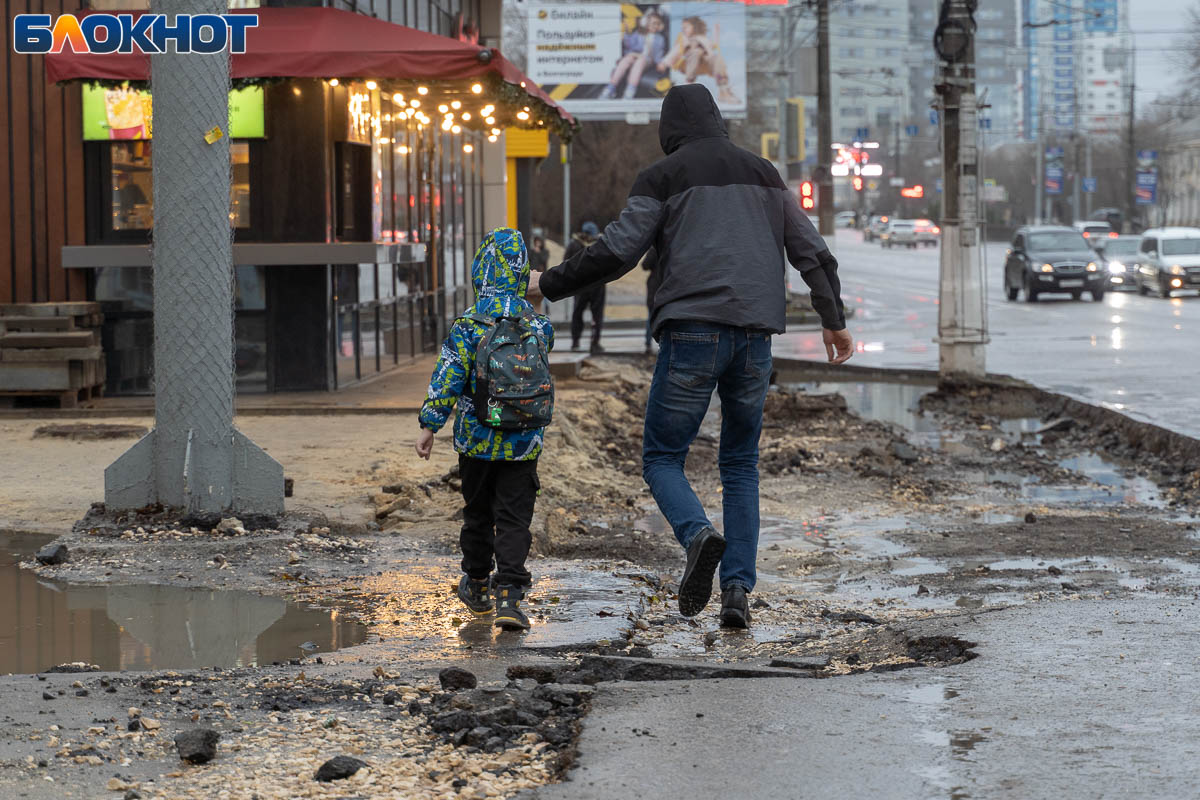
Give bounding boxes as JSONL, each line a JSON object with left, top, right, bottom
{"left": 0, "top": 302, "right": 106, "bottom": 405}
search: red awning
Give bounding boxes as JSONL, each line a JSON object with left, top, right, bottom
{"left": 45, "top": 7, "right": 573, "bottom": 127}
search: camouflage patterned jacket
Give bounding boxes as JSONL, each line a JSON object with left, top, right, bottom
{"left": 418, "top": 228, "right": 555, "bottom": 461}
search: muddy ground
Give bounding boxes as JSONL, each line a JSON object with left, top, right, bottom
{"left": 1, "top": 356, "right": 1197, "bottom": 798}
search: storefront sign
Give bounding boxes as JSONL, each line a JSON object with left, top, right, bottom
{"left": 82, "top": 85, "right": 264, "bottom": 140}
{"left": 527, "top": 2, "right": 747, "bottom": 119}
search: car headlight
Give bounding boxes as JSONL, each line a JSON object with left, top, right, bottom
{"left": 1170, "top": 264, "right": 1185, "bottom": 275}
{"left": 1040, "top": 263, "right": 1054, "bottom": 273}
{"left": 1086, "top": 262, "right": 1098, "bottom": 272}
{"left": 1107, "top": 261, "right": 1126, "bottom": 274}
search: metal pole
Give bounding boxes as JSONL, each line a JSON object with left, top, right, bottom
{"left": 1035, "top": 125, "right": 1043, "bottom": 224}
{"left": 106, "top": 0, "right": 283, "bottom": 516}
{"left": 816, "top": 0, "right": 834, "bottom": 237}
{"left": 562, "top": 141, "right": 571, "bottom": 248}
{"left": 777, "top": 8, "right": 789, "bottom": 179}
{"left": 1125, "top": 42, "right": 1136, "bottom": 232}
{"left": 1085, "top": 136, "right": 1093, "bottom": 217}
{"left": 935, "top": 0, "right": 986, "bottom": 380}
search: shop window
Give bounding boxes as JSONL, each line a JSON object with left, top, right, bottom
{"left": 110, "top": 141, "right": 251, "bottom": 232}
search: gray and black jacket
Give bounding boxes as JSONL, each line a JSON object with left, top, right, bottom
{"left": 539, "top": 84, "right": 846, "bottom": 336}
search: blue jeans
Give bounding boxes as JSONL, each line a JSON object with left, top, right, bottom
{"left": 642, "top": 321, "right": 772, "bottom": 593}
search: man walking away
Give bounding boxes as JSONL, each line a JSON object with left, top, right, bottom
{"left": 527, "top": 84, "right": 853, "bottom": 628}
{"left": 567, "top": 221, "right": 606, "bottom": 354}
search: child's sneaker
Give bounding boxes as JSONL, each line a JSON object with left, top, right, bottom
{"left": 493, "top": 585, "right": 531, "bottom": 631}
{"left": 457, "top": 574, "right": 493, "bottom": 615}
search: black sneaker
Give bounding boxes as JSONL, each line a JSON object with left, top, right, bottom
{"left": 719, "top": 586, "right": 750, "bottom": 629}
{"left": 457, "top": 574, "right": 492, "bottom": 616}
{"left": 678, "top": 527, "right": 726, "bottom": 617}
{"left": 493, "top": 585, "right": 531, "bottom": 631}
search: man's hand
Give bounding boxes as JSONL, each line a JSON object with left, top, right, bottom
{"left": 415, "top": 428, "right": 435, "bottom": 460}
{"left": 525, "top": 271, "right": 544, "bottom": 301}
{"left": 823, "top": 328, "right": 854, "bottom": 365}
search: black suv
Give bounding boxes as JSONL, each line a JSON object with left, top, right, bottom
{"left": 1004, "top": 226, "right": 1106, "bottom": 302}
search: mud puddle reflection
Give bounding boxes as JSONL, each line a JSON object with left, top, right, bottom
{"left": 0, "top": 531, "right": 367, "bottom": 674}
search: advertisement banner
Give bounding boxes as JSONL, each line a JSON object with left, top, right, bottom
{"left": 1135, "top": 150, "right": 1158, "bottom": 205}
{"left": 528, "top": 2, "right": 747, "bottom": 120}
{"left": 83, "top": 85, "right": 265, "bottom": 140}
{"left": 1044, "top": 146, "right": 1064, "bottom": 195}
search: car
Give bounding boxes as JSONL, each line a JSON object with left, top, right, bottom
{"left": 880, "top": 219, "right": 918, "bottom": 248}
{"left": 1003, "top": 225, "right": 1106, "bottom": 302}
{"left": 1073, "top": 220, "right": 1113, "bottom": 248}
{"left": 1131, "top": 227, "right": 1200, "bottom": 297}
{"left": 1095, "top": 235, "right": 1141, "bottom": 290}
{"left": 835, "top": 211, "right": 858, "bottom": 228}
{"left": 863, "top": 214, "right": 889, "bottom": 242}
{"left": 913, "top": 218, "right": 941, "bottom": 247}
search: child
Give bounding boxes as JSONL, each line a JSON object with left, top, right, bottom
{"left": 415, "top": 228, "right": 554, "bottom": 631}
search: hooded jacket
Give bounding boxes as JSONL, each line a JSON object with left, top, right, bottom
{"left": 418, "top": 228, "right": 555, "bottom": 461}
{"left": 538, "top": 84, "right": 845, "bottom": 336}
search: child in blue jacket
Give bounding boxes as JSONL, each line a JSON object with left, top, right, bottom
{"left": 415, "top": 228, "right": 554, "bottom": 631}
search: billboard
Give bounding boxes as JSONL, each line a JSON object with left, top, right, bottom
{"left": 528, "top": 3, "right": 746, "bottom": 119}
{"left": 82, "top": 85, "right": 265, "bottom": 140}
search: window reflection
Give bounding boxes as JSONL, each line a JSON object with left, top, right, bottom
{"left": 111, "top": 142, "right": 251, "bottom": 231}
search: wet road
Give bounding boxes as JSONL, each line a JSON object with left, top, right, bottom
{"left": 530, "top": 597, "right": 1200, "bottom": 799}
{"left": 776, "top": 232, "right": 1200, "bottom": 439}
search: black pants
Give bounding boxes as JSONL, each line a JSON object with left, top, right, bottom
{"left": 458, "top": 455, "right": 539, "bottom": 587}
{"left": 570, "top": 285, "right": 606, "bottom": 348}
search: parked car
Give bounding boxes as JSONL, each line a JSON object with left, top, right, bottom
{"left": 1095, "top": 235, "right": 1141, "bottom": 290}
{"left": 1004, "top": 225, "right": 1106, "bottom": 302}
{"left": 835, "top": 211, "right": 858, "bottom": 228}
{"left": 913, "top": 218, "right": 941, "bottom": 247}
{"left": 1073, "top": 220, "right": 1113, "bottom": 248}
{"left": 1131, "top": 227, "right": 1200, "bottom": 297}
{"left": 880, "top": 219, "right": 918, "bottom": 248}
{"left": 863, "top": 214, "right": 889, "bottom": 242}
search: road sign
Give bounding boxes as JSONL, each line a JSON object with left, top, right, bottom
{"left": 935, "top": 178, "right": 943, "bottom": 193}
{"left": 855, "top": 127, "right": 870, "bottom": 140}
{"left": 1082, "top": 177, "right": 1097, "bottom": 193}
{"left": 980, "top": 118, "right": 992, "bottom": 130}
{"left": 1135, "top": 169, "right": 1158, "bottom": 204}
{"left": 905, "top": 124, "right": 918, "bottom": 137}
{"left": 929, "top": 110, "right": 938, "bottom": 125}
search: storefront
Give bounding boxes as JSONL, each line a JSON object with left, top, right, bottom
{"left": 43, "top": 3, "right": 575, "bottom": 394}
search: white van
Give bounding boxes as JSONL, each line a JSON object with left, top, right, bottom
{"left": 1133, "top": 227, "right": 1200, "bottom": 297}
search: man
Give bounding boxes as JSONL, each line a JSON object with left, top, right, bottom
{"left": 565, "top": 221, "right": 606, "bottom": 354}
{"left": 527, "top": 84, "right": 852, "bottom": 628}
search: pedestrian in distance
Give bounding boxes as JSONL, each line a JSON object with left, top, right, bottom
{"left": 526, "top": 84, "right": 853, "bottom": 629}
{"left": 415, "top": 227, "right": 556, "bottom": 632}
{"left": 567, "top": 221, "right": 607, "bottom": 354}
{"left": 529, "top": 235, "right": 550, "bottom": 273}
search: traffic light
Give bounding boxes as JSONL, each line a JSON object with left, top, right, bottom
{"left": 800, "top": 180, "right": 815, "bottom": 210}
{"left": 852, "top": 175, "right": 864, "bottom": 192}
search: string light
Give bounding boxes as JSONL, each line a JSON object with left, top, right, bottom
{"left": 438, "top": 104, "right": 449, "bottom": 114}
{"left": 441, "top": 119, "right": 452, "bottom": 131}
{"left": 516, "top": 111, "right": 529, "bottom": 121}
{"left": 488, "top": 134, "right": 498, "bottom": 143}
{"left": 328, "top": 78, "right": 339, "bottom": 87}
{"left": 451, "top": 100, "right": 462, "bottom": 110}
{"left": 481, "top": 105, "right": 494, "bottom": 116}
{"left": 410, "top": 99, "right": 420, "bottom": 108}
{"left": 366, "top": 80, "right": 377, "bottom": 90}
{"left": 471, "top": 83, "right": 483, "bottom": 94}
{"left": 452, "top": 125, "right": 461, "bottom": 134}
{"left": 417, "top": 86, "right": 429, "bottom": 95}
{"left": 461, "top": 112, "right": 471, "bottom": 121}
{"left": 398, "top": 145, "right": 409, "bottom": 155}
{"left": 485, "top": 116, "right": 495, "bottom": 125}
{"left": 463, "top": 143, "right": 474, "bottom": 153}
{"left": 392, "top": 92, "right": 404, "bottom": 104}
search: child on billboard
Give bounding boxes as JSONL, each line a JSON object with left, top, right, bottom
{"left": 602, "top": 8, "right": 669, "bottom": 100}
{"left": 657, "top": 15, "right": 740, "bottom": 105}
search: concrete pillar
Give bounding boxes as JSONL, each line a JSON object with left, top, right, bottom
{"left": 482, "top": 133, "right": 508, "bottom": 233}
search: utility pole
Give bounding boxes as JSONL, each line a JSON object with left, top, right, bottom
{"left": 1034, "top": 122, "right": 1043, "bottom": 223}
{"left": 934, "top": 0, "right": 986, "bottom": 380}
{"left": 1084, "top": 137, "right": 1093, "bottom": 218}
{"left": 816, "top": 0, "right": 834, "bottom": 237}
{"left": 105, "top": 0, "right": 283, "bottom": 516}
{"left": 778, "top": 8, "right": 790, "bottom": 181}
{"left": 1125, "top": 42, "right": 1136, "bottom": 233}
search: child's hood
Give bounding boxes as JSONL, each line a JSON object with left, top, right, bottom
{"left": 472, "top": 228, "right": 530, "bottom": 300}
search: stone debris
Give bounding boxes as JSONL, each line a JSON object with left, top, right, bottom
{"left": 174, "top": 729, "right": 220, "bottom": 765}
{"left": 35, "top": 542, "right": 69, "bottom": 565}
{"left": 438, "top": 667, "right": 477, "bottom": 691}
{"left": 314, "top": 755, "right": 368, "bottom": 782}
{"left": 214, "top": 518, "right": 246, "bottom": 535}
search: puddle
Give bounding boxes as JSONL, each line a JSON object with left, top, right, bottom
{"left": 0, "top": 532, "right": 368, "bottom": 674}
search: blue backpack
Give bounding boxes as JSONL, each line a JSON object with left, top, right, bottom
{"left": 466, "top": 312, "right": 554, "bottom": 431}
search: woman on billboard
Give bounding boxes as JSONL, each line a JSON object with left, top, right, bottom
{"left": 657, "top": 16, "right": 740, "bottom": 105}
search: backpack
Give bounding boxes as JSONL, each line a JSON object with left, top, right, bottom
{"left": 465, "top": 312, "right": 554, "bottom": 431}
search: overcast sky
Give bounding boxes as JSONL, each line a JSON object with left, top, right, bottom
{"left": 1133, "top": 0, "right": 1197, "bottom": 110}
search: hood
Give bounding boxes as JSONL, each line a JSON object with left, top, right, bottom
{"left": 472, "top": 227, "right": 529, "bottom": 299}
{"left": 658, "top": 84, "right": 727, "bottom": 155}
